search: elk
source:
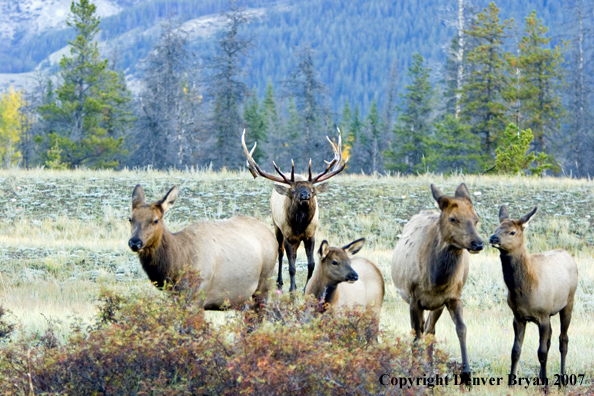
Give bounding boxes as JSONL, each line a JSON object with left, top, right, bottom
{"left": 304, "top": 238, "right": 384, "bottom": 318}
{"left": 490, "top": 206, "right": 578, "bottom": 386}
{"left": 128, "top": 185, "right": 277, "bottom": 309}
{"left": 391, "top": 183, "right": 484, "bottom": 381}
{"left": 241, "top": 130, "right": 347, "bottom": 292}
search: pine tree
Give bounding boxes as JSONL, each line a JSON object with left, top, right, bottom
{"left": 462, "top": 2, "right": 511, "bottom": 158}
{"left": 350, "top": 99, "right": 383, "bottom": 173}
{"left": 507, "top": 11, "right": 565, "bottom": 161}
{"left": 38, "top": 0, "right": 131, "bottom": 168}
{"left": 243, "top": 88, "right": 267, "bottom": 162}
{"left": 339, "top": 99, "right": 353, "bottom": 160}
{"left": 385, "top": 54, "right": 433, "bottom": 174}
{"left": 495, "top": 123, "right": 551, "bottom": 175}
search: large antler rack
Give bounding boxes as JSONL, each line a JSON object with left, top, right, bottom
{"left": 241, "top": 130, "right": 294, "bottom": 185}
{"left": 241, "top": 129, "right": 348, "bottom": 185}
{"left": 308, "top": 129, "right": 348, "bottom": 184}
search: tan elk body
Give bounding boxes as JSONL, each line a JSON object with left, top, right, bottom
{"left": 242, "top": 130, "right": 346, "bottom": 291}
{"left": 391, "top": 183, "right": 484, "bottom": 379}
{"left": 128, "top": 185, "right": 277, "bottom": 309}
{"left": 305, "top": 238, "right": 384, "bottom": 318}
{"left": 490, "top": 206, "right": 578, "bottom": 385}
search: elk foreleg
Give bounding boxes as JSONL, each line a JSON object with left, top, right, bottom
{"left": 275, "top": 226, "right": 285, "bottom": 290}
{"left": 559, "top": 302, "right": 573, "bottom": 378}
{"left": 537, "top": 317, "right": 552, "bottom": 386}
{"left": 409, "top": 300, "right": 425, "bottom": 341}
{"left": 284, "top": 240, "right": 299, "bottom": 292}
{"left": 304, "top": 236, "right": 316, "bottom": 290}
{"left": 510, "top": 316, "right": 526, "bottom": 379}
{"left": 447, "top": 299, "right": 470, "bottom": 381}
{"left": 425, "top": 306, "right": 444, "bottom": 335}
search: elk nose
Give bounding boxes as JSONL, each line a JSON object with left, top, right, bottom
{"left": 128, "top": 238, "right": 143, "bottom": 252}
{"left": 489, "top": 235, "right": 499, "bottom": 244}
{"left": 300, "top": 190, "right": 311, "bottom": 200}
{"left": 471, "top": 239, "right": 484, "bottom": 252}
{"left": 345, "top": 271, "right": 358, "bottom": 282}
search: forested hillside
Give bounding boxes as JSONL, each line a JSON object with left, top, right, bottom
{"left": 1, "top": 0, "right": 594, "bottom": 179}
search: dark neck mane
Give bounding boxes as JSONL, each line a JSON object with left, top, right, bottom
{"left": 498, "top": 248, "right": 532, "bottom": 294}
{"left": 138, "top": 228, "right": 188, "bottom": 288}
{"left": 429, "top": 233, "right": 464, "bottom": 287}
{"left": 288, "top": 201, "right": 316, "bottom": 236}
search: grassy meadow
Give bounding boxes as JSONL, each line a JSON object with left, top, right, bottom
{"left": 0, "top": 168, "right": 593, "bottom": 395}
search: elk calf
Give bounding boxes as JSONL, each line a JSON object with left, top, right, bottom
{"left": 242, "top": 130, "right": 346, "bottom": 292}
{"left": 391, "top": 183, "right": 484, "bottom": 379}
{"left": 490, "top": 206, "right": 578, "bottom": 385}
{"left": 128, "top": 185, "right": 277, "bottom": 310}
{"left": 304, "top": 238, "right": 384, "bottom": 318}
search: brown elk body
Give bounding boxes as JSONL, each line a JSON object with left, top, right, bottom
{"left": 304, "top": 238, "right": 384, "bottom": 318}
{"left": 391, "top": 183, "right": 484, "bottom": 379}
{"left": 242, "top": 130, "right": 346, "bottom": 292}
{"left": 490, "top": 206, "right": 578, "bottom": 385}
{"left": 128, "top": 185, "right": 277, "bottom": 309}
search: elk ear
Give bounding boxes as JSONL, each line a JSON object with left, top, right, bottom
{"left": 318, "top": 240, "right": 330, "bottom": 260}
{"left": 314, "top": 182, "right": 329, "bottom": 194}
{"left": 454, "top": 183, "right": 471, "bottom": 202}
{"left": 158, "top": 186, "right": 178, "bottom": 213}
{"left": 343, "top": 238, "right": 365, "bottom": 256}
{"left": 273, "top": 184, "right": 291, "bottom": 197}
{"left": 519, "top": 207, "right": 537, "bottom": 229}
{"left": 132, "top": 185, "right": 145, "bottom": 210}
{"left": 499, "top": 205, "right": 510, "bottom": 223}
{"left": 431, "top": 184, "right": 450, "bottom": 210}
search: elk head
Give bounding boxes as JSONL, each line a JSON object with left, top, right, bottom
{"left": 489, "top": 206, "right": 537, "bottom": 252}
{"left": 431, "top": 183, "right": 484, "bottom": 254}
{"left": 128, "top": 185, "right": 177, "bottom": 255}
{"left": 241, "top": 129, "right": 347, "bottom": 205}
{"left": 318, "top": 238, "right": 366, "bottom": 285}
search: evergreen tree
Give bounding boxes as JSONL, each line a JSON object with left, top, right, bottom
{"left": 350, "top": 99, "right": 383, "bottom": 173}
{"left": 243, "top": 88, "right": 267, "bottom": 162}
{"left": 38, "top": 0, "right": 131, "bottom": 168}
{"left": 462, "top": 2, "right": 511, "bottom": 158}
{"left": 339, "top": 99, "right": 353, "bottom": 160}
{"left": 495, "top": 123, "right": 551, "bottom": 175}
{"left": 385, "top": 54, "right": 433, "bottom": 174}
{"left": 507, "top": 11, "right": 565, "bottom": 162}
{"left": 209, "top": 0, "right": 253, "bottom": 169}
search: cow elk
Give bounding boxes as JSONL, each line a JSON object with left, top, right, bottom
{"left": 490, "top": 206, "right": 578, "bottom": 386}
{"left": 304, "top": 238, "right": 384, "bottom": 319}
{"left": 128, "top": 185, "right": 277, "bottom": 310}
{"left": 391, "top": 183, "right": 484, "bottom": 381}
{"left": 242, "top": 130, "right": 347, "bottom": 292}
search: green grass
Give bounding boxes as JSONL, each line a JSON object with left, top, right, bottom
{"left": 1, "top": 168, "right": 593, "bottom": 395}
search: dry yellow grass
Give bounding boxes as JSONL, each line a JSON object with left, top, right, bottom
{"left": 0, "top": 168, "right": 593, "bottom": 395}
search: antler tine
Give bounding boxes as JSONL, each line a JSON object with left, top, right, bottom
{"left": 308, "top": 159, "right": 312, "bottom": 182}
{"left": 272, "top": 161, "right": 292, "bottom": 184}
{"left": 241, "top": 130, "right": 291, "bottom": 184}
{"left": 291, "top": 159, "right": 295, "bottom": 182}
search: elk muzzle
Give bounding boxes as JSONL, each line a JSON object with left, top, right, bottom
{"left": 489, "top": 234, "right": 500, "bottom": 248}
{"left": 469, "top": 237, "right": 484, "bottom": 254}
{"left": 299, "top": 189, "right": 311, "bottom": 202}
{"left": 128, "top": 238, "right": 143, "bottom": 252}
{"left": 345, "top": 270, "right": 358, "bottom": 284}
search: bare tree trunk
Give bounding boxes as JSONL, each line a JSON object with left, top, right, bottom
{"left": 455, "top": 0, "right": 465, "bottom": 119}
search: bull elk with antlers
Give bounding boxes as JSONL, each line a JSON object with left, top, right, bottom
{"left": 242, "top": 130, "right": 347, "bottom": 292}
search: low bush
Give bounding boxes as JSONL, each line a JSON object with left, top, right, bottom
{"left": 0, "top": 274, "right": 449, "bottom": 395}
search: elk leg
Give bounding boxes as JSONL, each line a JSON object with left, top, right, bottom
{"left": 425, "top": 306, "right": 444, "bottom": 335}
{"left": 446, "top": 299, "right": 470, "bottom": 380}
{"left": 409, "top": 300, "right": 424, "bottom": 341}
{"left": 304, "top": 236, "right": 316, "bottom": 290}
{"left": 537, "top": 317, "right": 552, "bottom": 385}
{"left": 275, "top": 226, "right": 285, "bottom": 290}
{"left": 559, "top": 302, "right": 573, "bottom": 378}
{"left": 284, "top": 240, "right": 299, "bottom": 292}
{"left": 511, "top": 316, "right": 526, "bottom": 379}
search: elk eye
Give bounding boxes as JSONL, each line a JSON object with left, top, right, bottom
{"left": 153, "top": 219, "right": 159, "bottom": 225}
{"left": 128, "top": 217, "right": 132, "bottom": 223}
{"left": 510, "top": 231, "right": 516, "bottom": 235}
{"left": 450, "top": 217, "right": 457, "bottom": 223}
{"left": 291, "top": 190, "right": 295, "bottom": 194}
{"left": 332, "top": 260, "right": 339, "bottom": 266}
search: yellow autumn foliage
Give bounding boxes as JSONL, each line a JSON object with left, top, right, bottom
{"left": 0, "top": 86, "right": 25, "bottom": 167}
